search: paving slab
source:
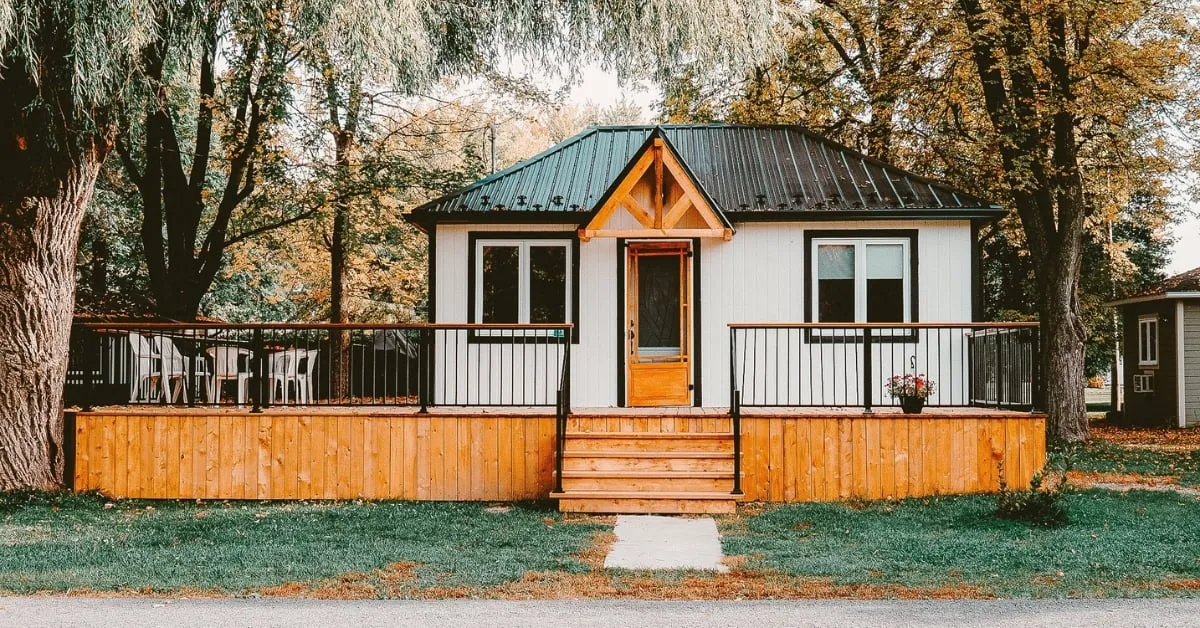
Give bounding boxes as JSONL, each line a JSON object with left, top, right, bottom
{"left": 603, "top": 515, "right": 728, "bottom": 572}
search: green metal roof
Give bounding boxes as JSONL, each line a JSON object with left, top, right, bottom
{"left": 408, "top": 124, "right": 1002, "bottom": 223}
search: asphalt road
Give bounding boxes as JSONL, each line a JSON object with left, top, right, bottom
{"left": 2, "top": 597, "right": 1199, "bottom": 628}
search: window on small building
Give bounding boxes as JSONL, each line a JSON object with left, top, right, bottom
{"left": 1133, "top": 373, "right": 1155, "bottom": 393}
{"left": 1138, "top": 315, "right": 1159, "bottom": 366}
{"left": 812, "top": 238, "right": 911, "bottom": 323}
{"left": 475, "top": 239, "right": 572, "bottom": 332}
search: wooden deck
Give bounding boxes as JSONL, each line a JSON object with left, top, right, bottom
{"left": 67, "top": 406, "right": 1045, "bottom": 510}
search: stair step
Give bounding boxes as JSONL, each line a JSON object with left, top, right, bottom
{"left": 560, "top": 470, "right": 734, "bottom": 479}
{"left": 566, "top": 432, "right": 731, "bottom": 439}
{"left": 559, "top": 469, "right": 734, "bottom": 493}
{"left": 562, "top": 451, "right": 734, "bottom": 458}
{"left": 551, "top": 490, "right": 740, "bottom": 514}
{"left": 565, "top": 433, "right": 733, "bottom": 452}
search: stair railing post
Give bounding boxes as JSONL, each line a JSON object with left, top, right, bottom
{"left": 732, "top": 390, "right": 743, "bottom": 496}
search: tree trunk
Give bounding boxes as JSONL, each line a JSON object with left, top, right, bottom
{"left": 1040, "top": 263, "right": 1088, "bottom": 442}
{"left": 0, "top": 159, "right": 101, "bottom": 489}
{"left": 330, "top": 203, "right": 350, "bottom": 401}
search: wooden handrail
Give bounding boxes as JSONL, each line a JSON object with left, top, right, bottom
{"left": 727, "top": 321, "right": 1039, "bottom": 329}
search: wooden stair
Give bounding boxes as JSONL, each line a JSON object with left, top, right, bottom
{"left": 550, "top": 431, "right": 741, "bottom": 514}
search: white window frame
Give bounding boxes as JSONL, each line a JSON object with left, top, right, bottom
{"left": 1133, "top": 373, "right": 1155, "bottom": 393}
{"left": 474, "top": 239, "right": 572, "bottom": 335}
{"left": 811, "top": 237, "right": 912, "bottom": 324}
{"left": 1138, "top": 315, "right": 1159, "bottom": 367}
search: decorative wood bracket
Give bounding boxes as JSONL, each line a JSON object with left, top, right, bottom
{"left": 579, "top": 137, "right": 732, "bottom": 242}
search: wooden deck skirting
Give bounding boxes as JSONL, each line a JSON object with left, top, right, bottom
{"left": 68, "top": 409, "right": 1045, "bottom": 502}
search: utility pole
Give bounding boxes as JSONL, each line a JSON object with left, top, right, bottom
{"left": 1109, "top": 219, "right": 1123, "bottom": 416}
{"left": 489, "top": 122, "right": 496, "bottom": 175}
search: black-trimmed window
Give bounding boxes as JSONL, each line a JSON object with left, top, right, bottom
{"left": 1138, "top": 315, "right": 1159, "bottom": 366}
{"left": 811, "top": 237, "right": 912, "bottom": 323}
{"left": 472, "top": 236, "right": 575, "bottom": 339}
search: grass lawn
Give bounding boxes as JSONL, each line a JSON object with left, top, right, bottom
{"left": 0, "top": 492, "right": 603, "bottom": 595}
{"left": 1070, "top": 440, "right": 1200, "bottom": 486}
{"left": 721, "top": 490, "right": 1200, "bottom": 598}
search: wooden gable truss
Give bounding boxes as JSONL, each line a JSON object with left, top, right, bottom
{"left": 579, "top": 137, "right": 732, "bottom": 241}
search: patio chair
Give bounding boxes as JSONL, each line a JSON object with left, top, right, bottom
{"left": 207, "top": 345, "right": 252, "bottom": 405}
{"left": 126, "top": 332, "right": 161, "bottom": 403}
{"left": 153, "top": 335, "right": 194, "bottom": 404}
{"left": 293, "top": 349, "right": 319, "bottom": 404}
{"left": 266, "top": 350, "right": 293, "bottom": 405}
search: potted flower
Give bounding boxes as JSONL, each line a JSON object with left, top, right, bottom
{"left": 884, "top": 373, "right": 935, "bottom": 414}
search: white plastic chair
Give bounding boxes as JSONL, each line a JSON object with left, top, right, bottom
{"left": 153, "top": 335, "right": 192, "bottom": 403}
{"left": 266, "top": 350, "right": 293, "bottom": 405}
{"left": 127, "top": 332, "right": 161, "bottom": 403}
{"left": 207, "top": 346, "right": 251, "bottom": 405}
{"left": 293, "top": 349, "right": 319, "bottom": 404}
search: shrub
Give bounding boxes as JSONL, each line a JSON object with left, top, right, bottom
{"left": 1086, "top": 375, "right": 1106, "bottom": 389}
{"left": 995, "top": 447, "right": 1073, "bottom": 527}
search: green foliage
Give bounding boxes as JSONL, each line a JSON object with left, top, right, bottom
{"left": 995, "top": 471, "right": 1070, "bottom": 527}
{"left": 0, "top": 496, "right": 602, "bottom": 593}
{"left": 722, "top": 490, "right": 1200, "bottom": 597}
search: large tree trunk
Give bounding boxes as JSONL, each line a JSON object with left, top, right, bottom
{"left": 0, "top": 160, "right": 101, "bottom": 489}
{"left": 330, "top": 203, "right": 350, "bottom": 401}
{"left": 1040, "top": 259, "right": 1088, "bottom": 442}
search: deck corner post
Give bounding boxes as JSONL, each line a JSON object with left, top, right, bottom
{"left": 418, "top": 327, "right": 432, "bottom": 414}
{"left": 862, "top": 327, "right": 873, "bottom": 413}
{"left": 80, "top": 325, "right": 95, "bottom": 413}
{"left": 251, "top": 326, "right": 264, "bottom": 413}
{"left": 1031, "top": 325, "right": 1043, "bottom": 413}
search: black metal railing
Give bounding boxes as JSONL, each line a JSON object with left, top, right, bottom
{"left": 67, "top": 322, "right": 573, "bottom": 411}
{"left": 729, "top": 322, "right": 1041, "bottom": 412}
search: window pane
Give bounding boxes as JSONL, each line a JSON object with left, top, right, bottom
{"left": 817, "top": 245, "right": 854, "bottom": 279}
{"left": 637, "top": 254, "right": 681, "bottom": 350}
{"left": 866, "top": 279, "right": 904, "bottom": 322}
{"left": 866, "top": 244, "right": 904, "bottom": 279}
{"left": 1148, "top": 321, "right": 1157, "bottom": 361}
{"left": 481, "top": 245, "right": 519, "bottom": 323}
{"left": 528, "top": 245, "right": 567, "bottom": 323}
{"left": 818, "top": 279, "right": 855, "bottom": 322}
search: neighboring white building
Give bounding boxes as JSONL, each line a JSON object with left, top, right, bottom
{"left": 407, "top": 125, "right": 1023, "bottom": 410}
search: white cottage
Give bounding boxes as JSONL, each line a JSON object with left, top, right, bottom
{"left": 407, "top": 124, "right": 1026, "bottom": 411}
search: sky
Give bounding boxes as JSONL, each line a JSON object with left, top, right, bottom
{"left": 567, "top": 65, "right": 1200, "bottom": 276}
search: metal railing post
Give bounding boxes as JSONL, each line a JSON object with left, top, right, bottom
{"left": 418, "top": 327, "right": 432, "bottom": 413}
{"left": 251, "top": 326, "right": 264, "bottom": 413}
{"left": 81, "top": 326, "right": 95, "bottom": 412}
{"left": 862, "top": 327, "right": 873, "bottom": 413}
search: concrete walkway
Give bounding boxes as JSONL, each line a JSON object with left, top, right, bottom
{"left": 603, "top": 515, "right": 728, "bottom": 572}
{"left": 3, "top": 598, "right": 1200, "bottom": 628}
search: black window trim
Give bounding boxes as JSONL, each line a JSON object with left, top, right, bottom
{"left": 467, "top": 230, "right": 581, "bottom": 344}
{"left": 803, "top": 229, "right": 919, "bottom": 343}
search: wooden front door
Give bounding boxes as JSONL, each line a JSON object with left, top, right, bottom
{"left": 627, "top": 242, "right": 691, "bottom": 406}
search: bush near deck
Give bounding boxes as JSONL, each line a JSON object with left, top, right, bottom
{"left": 722, "top": 490, "right": 1200, "bottom": 597}
{"left": 0, "top": 493, "right": 601, "bottom": 594}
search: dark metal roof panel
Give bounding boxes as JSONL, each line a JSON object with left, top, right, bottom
{"left": 409, "top": 124, "right": 998, "bottom": 220}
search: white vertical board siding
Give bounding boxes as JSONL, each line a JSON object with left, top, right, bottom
{"left": 433, "top": 224, "right": 619, "bottom": 407}
{"left": 701, "top": 220, "right": 975, "bottom": 408}
{"left": 435, "top": 220, "right": 974, "bottom": 409}
{"left": 1184, "top": 302, "right": 1200, "bottom": 427}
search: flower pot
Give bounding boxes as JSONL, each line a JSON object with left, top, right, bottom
{"left": 900, "top": 396, "right": 925, "bottom": 414}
